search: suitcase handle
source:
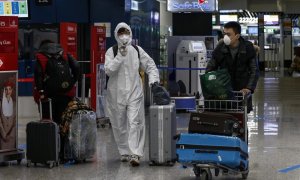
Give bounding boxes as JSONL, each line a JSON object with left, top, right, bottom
{"left": 195, "top": 149, "right": 218, "bottom": 154}
{"left": 198, "top": 121, "right": 219, "bottom": 127}
{"left": 39, "top": 98, "right": 53, "bottom": 122}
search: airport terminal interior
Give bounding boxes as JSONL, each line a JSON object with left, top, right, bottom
{"left": 1, "top": 0, "right": 300, "bottom": 179}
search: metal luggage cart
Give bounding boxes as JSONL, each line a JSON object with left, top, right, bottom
{"left": 190, "top": 91, "right": 250, "bottom": 180}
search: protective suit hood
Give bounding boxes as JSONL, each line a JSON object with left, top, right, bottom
{"left": 114, "top": 22, "right": 132, "bottom": 46}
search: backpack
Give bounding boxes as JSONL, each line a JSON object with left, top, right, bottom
{"left": 105, "top": 44, "right": 140, "bottom": 89}
{"left": 44, "top": 55, "right": 75, "bottom": 96}
{"left": 38, "top": 52, "right": 75, "bottom": 97}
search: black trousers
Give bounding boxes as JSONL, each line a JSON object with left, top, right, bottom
{"left": 39, "top": 95, "right": 72, "bottom": 160}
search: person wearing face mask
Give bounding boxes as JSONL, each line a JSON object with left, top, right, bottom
{"left": 206, "top": 21, "right": 259, "bottom": 113}
{"left": 104, "top": 22, "right": 160, "bottom": 167}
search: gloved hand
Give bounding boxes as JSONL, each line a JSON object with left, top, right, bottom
{"left": 119, "top": 46, "right": 128, "bottom": 56}
{"left": 151, "top": 82, "right": 171, "bottom": 105}
{"left": 151, "top": 82, "right": 160, "bottom": 90}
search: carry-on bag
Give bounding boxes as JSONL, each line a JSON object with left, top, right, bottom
{"left": 188, "top": 112, "right": 244, "bottom": 137}
{"left": 26, "top": 98, "right": 60, "bottom": 168}
{"left": 149, "top": 102, "right": 177, "bottom": 166}
{"left": 63, "top": 107, "right": 97, "bottom": 162}
{"left": 176, "top": 133, "right": 249, "bottom": 171}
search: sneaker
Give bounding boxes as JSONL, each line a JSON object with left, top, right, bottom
{"left": 120, "top": 155, "right": 130, "bottom": 162}
{"left": 129, "top": 155, "right": 140, "bottom": 167}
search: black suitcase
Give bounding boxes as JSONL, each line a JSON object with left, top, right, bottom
{"left": 188, "top": 112, "right": 243, "bottom": 137}
{"left": 26, "top": 99, "right": 60, "bottom": 168}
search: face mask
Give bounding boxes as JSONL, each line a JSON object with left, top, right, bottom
{"left": 223, "top": 35, "right": 231, "bottom": 46}
{"left": 119, "top": 34, "right": 130, "bottom": 45}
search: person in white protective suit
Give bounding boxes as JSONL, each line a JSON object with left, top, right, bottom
{"left": 104, "top": 22, "right": 160, "bottom": 167}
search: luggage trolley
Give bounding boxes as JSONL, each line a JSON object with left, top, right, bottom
{"left": 176, "top": 91, "right": 250, "bottom": 180}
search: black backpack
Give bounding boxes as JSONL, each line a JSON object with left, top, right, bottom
{"left": 43, "top": 54, "right": 75, "bottom": 96}
{"left": 105, "top": 44, "right": 140, "bottom": 89}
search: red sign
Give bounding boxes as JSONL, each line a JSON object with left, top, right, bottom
{"left": 0, "top": 16, "right": 18, "bottom": 71}
{"left": 198, "top": 0, "right": 205, "bottom": 4}
{"left": 60, "top": 22, "right": 78, "bottom": 59}
{"left": 90, "top": 25, "right": 106, "bottom": 109}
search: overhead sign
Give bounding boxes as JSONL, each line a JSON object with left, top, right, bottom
{"left": 220, "top": 14, "right": 238, "bottom": 24}
{"left": 0, "top": 0, "right": 29, "bottom": 18}
{"left": 239, "top": 17, "right": 258, "bottom": 24}
{"left": 167, "top": 0, "right": 217, "bottom": 12}
{"left": 35, "top": 0, "right": 52, "bottom": 6}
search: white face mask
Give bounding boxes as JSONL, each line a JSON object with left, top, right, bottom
{"left": 223, "top": 35, "right": 231, "bottom": 46}
{"left": 119, "top": 34, "right": 130, "bottom": 45}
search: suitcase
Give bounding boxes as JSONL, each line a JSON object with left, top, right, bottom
{"left": 176, "top": 133, "right": 249, "bottom": 170}
{"left": 188, "top": 112, "right": 243, "bottom": 137}
{"left": 149, "top": 102, "right": 177, "bottom": 166}
{"left": 26, "top": 99, "right": 60, "bottom": 168}
{"left": 64, "top": 109, "right": 97, "bottom": 161}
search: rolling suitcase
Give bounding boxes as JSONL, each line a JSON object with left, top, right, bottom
{"left": 176, "top": 133, "right": 249, "bottom": 171}
{"left": 26, "top": 99, "right": 60, "bottom": 168}
{"left": 188, "top": 112, "right": 243, "bottom": 137}
{"left": 149, "top": 102, "right": 177, "bottom": 166}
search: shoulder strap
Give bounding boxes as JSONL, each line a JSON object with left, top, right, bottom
{"left": 112, "top": 44, "right": 140, "bottom": 60}
{"left": 132, "top": 44, "right": 140, "bottom": 59}
{"left": 36, "top": 53, "right": 49, "bottom": 72}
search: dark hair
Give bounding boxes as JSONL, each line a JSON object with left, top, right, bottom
{"left": 117, "top": 27, "right": 130, "bottom": 34}
{"left": 39, "top": 39, "right": 54, "bottom": 49}
{"left": 216, "top": 30, "right": 223, "bottom": 41}
{"left": 224, "top": 21, "right": 241, "bottom": 35}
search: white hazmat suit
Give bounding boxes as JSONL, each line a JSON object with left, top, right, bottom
{"left": 104, "top": 22, "right": 160, "bottom": 157}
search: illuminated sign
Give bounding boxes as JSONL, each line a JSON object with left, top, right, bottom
{"left": 264, "top": 15, "right": 279, "bottom": 25}
{"left": 167, "top": 0, "right": 217, "bottom": 12}
{"left": 220, "top": 15, "right": 238, "bottom": 24}
{"left": 0, "top": 0, "right": 28, "bottom": 18}
{"left": 239, "top": 17, "right": 258, "bottom": 24}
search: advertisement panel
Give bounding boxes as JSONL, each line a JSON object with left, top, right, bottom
{"left": 0, "top": 16, "right": 18, "bottom": 71}
{"left": 0, "top": 0, "right": 29, "bottom": 18}
{"left": 167, "top": 0, "right": 217, "bottom": 12}
{"left": 60, "top": 22, "right": 77, "bottom": 59}
{"left": 0, "top": 71, "right": 17, "bottom": 152}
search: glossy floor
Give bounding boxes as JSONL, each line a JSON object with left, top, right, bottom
{"left": 1, "top": 76, "right": 300, "bottom": 180}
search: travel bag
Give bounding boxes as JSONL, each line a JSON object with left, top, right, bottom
{"left": 188, "top": 112, "right": 243, "bottom": 137}
{"left": 63, "top": 107, "right": 97, "bottom": 162}
{"left": 26, "top": 98, "right": 60, "bottom": 168}
{"left": 176, "top": 133, "right": 249, "bottom": 171}
{"left": 149, "top": 102, "right": 177, "bottom": 166}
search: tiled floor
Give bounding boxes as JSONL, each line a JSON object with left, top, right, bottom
{"left": 1, "top": 75, "right": 300, "bottom": 180}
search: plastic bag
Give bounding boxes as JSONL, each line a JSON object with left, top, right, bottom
{"left": 152, "top": 83, "right": 171, "bottom": 105}
{"left": 200, "top": 69, "right": 233, "bottom": 100}
{"left": 64, "top": 110, "right": 97, "bottom": 161}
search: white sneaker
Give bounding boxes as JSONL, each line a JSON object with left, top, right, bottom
{"left": 129, "top": 155, "right": 140, "bottom": 167}
{"left": 120, "top": 155, "right": 130, "bottom": 162}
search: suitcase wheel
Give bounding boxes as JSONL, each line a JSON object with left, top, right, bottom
{"left": 49, "top": 162, "right": 54, "bottom": 169}
{"left": 193, "top": 167, "right": 212, "bottom": 180}
{"left": 26, "top": 161, "right": 31, "bottom": 167}
{"left": 242, "top": 172, "right": 248, "bottom": 179}
{"left": 149, "top": 161, "right": 155, "bottom": 166}
{"left": 17, "top": 159, "right": 22, "bottom": 165}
